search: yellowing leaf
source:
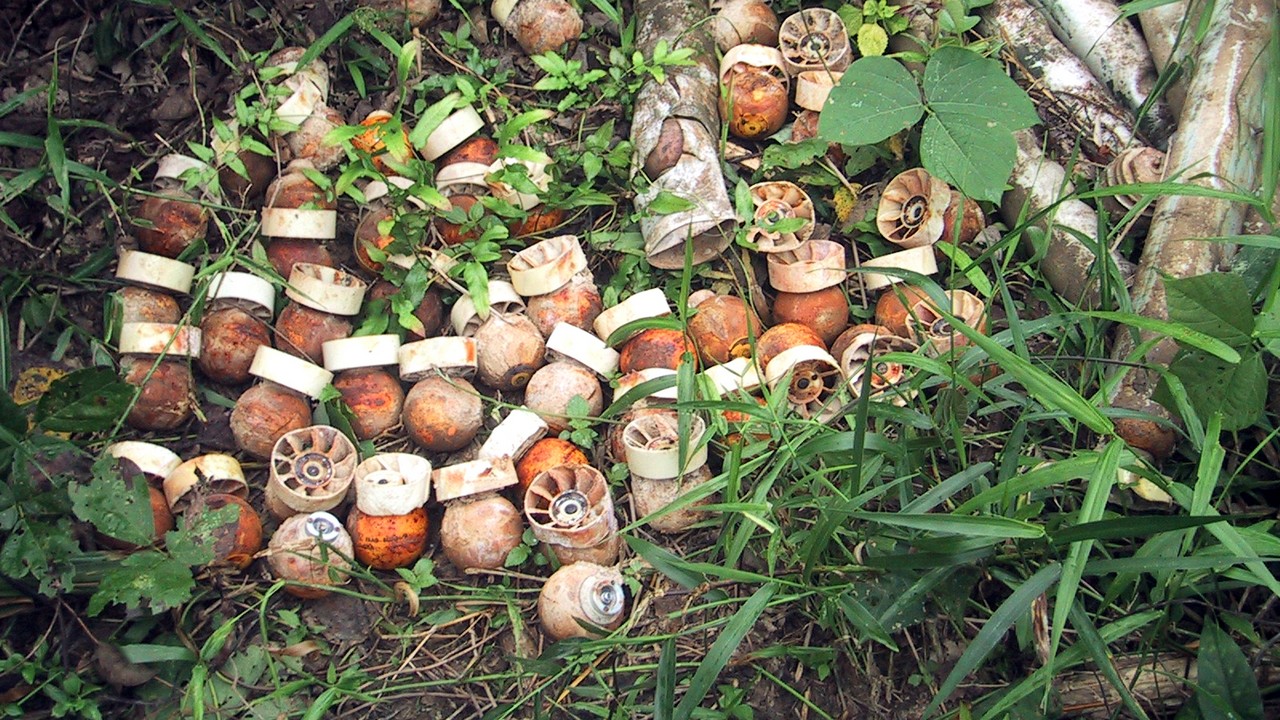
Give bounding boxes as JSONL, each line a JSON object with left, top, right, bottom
{"left": 857, "top": 23, "right": 889, "bottom": 57}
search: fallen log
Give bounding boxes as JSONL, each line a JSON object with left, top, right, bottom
{"left": 630, "top": 0, "right": 736, "bottom": 269}
{"left": 1025, "top": 0, "right": 1174, "bottom": 147}
{"left": 1054, "top": 653, "right": 1195, "bottom": 719}
{"left": 978, "top": 0, "right": 1138, "bottom": 170}
{"left": 1137, "top": 0, "right": 1201, "bottom": 118}
{"left": 1107, "top": 0, "right": 1273, "bottom": 459}
{"left": 1002, "top": 129, "right": 1135, "bottom": 306}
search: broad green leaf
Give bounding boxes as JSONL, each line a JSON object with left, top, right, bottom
{"left": 924, "top": 47, "right": 1039, "bottom": 132}
{"left": 35, "top": 368, "right": 134, "bottom": 433}
{"left": 1165, "top": 348, "right": 1265, "bottom": 431}
{"left": 647, "top": 190, "right": 696, "bottom": 214}
{"left": 919, "top": 114, "right": 1013, "bottom": 203}
{"left": 408, "top": 93, "right": 460, "bottom": 149}
{"left": 88, "top": 550, "right": 197, "bottom": 616}
{"left": 69, "top": 455, "right": 156, "bottom": 547}
{"left": 1076, "top": 311, "right": 1240, "bottom": 363}
{"left": 673, "top": 583, "right": 777, "bottom": 719}
{"left": 1164, "top": 272, "right": 1255, "bottom": 347}
{"left": 818, "top": 56, "right": 923, "bottom": 146}
{"left": 166, "top": 504, "right": 240, "bottom": 567}
{"left": 921, "top": 47, "right": 1037, "bottom": 201}
{"left": 1197, "top": 621, "right": 1264, "bottom": 720}
{"left": 760, "top": 138, "right": 829, "bottom": 171}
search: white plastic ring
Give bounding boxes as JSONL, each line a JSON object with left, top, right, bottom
{"left": 449, "top": 280, "right": 525, "bottom": 336}
{"left": 702, "top": 357, "right": 762, "bottom": 395}
{"left": 248, "top": 346, "right": 334, "bottom": 399}
{"left": 163, "top": 453, "right": 248, "bottom": 512}
{"left": 420, "top": 105, "right": 485, "bottom": 162}
{"left": 116, "top": 251, "right": 196, "bottom": 295}
{"left": 719, "top": 43, "right": 789, "bottom": 82}
{"left": 118, "top": 322, "right": 202, "bottom": 358}
{"left": 859, "top": 246, "right": 938, "bottom": 291}
{"left": 275, "top": 79, "right": 324, "bottom": 126}
{"left": 764, "top": 344, "right": 840, "bottom": 388}
{"left": 767, "top": 239, "right": 847, "bottom": 293}
{"left": 593, "top": 288, "right": 672, "bottom": 344}
{"left": 398, "top": 337, "right": 478, "bottom": 381}
{"left": 488, "top": 157, "right": 551, "bottom": 210}
{"left": 321, "top": 334, "right": 401, "bottom": 372}
{"left": 155, "top": 154, "right": 212, "bottom": 183}
{"left": 546, "top": 323, "right": 620, "bottom": 378}
{"left": 260, "top": 207, "right": 338, "bottom": 240}
{"left": 363, "top": 176, "right": 427, "bottom": 210}
{"left": 285, "top": 263, "right": 367, "bottom": 316}
{"left": 477, "top": 408, "right": 549, "bottom": 462}
{"left": 432, "top": 456, "right": 518, "bottom": 503}
{"left": 206, "top": 271, "right": 276, "bottom": 320}
{"left": 354, "top": 453, "right": 432, "bottom": 516}
{"left": 622, "top": 413, "right": 709, "bottom": 480}
{"left": 106, "top": 441, "right": 181, "bottom": 485}
{"left": 491, "top": 0, "right": 518, "bottom": 26}
{"left": 435, "top": 161, "right": 491, "bottom": 194}
{"left": 615, "top": 368, "right": 679, "bottom": 403}
{"left": 794, "top": 70, "right": 842, "bottom": 112}
{"left": 508, "top": 235, "right": 587, "bottom": 297}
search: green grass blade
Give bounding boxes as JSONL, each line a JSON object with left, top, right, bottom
{"left": 1190, "top": 414, "right": 1225, "bottom": 519}
{"left": 1066, "top": 602, "right": 1151, "bottom": 720}
{"left": 956, "top": 448, "right": 1136, "bottom": 515}
{"left": 902, "top": 462, "right": 994, "bottom": 513}
{"left": 171, "top": 8, "right": 236, "bottom": 70}
{"left": 1167, "top": 484, "right": 1280, "bottom": 596}
{"left": 1075, "top": 311, "right": 1241, "bottom": 362}
{"left": 295, "top": 13, "right": 357, "bottom": 72}
{"left": 1050, "top": 515, "right": 1232, "bottom": 545}
{"left": 1084, "top": 555, "right": 1280, "bottom": 575}
{"left": 980, "top": 610, "right": 1163, "bottom": 719}
{"left": 625, "top": 536, "right": 706, "bottom": 589}
{"left": 1048, "top": 439, "right": 1122, "bottom": 677}
{"left": 924, "top": 563, "right": 1062, "bottom": 718}
{"left": 850, "top": 512, "right": 1045, "bottom": 539}
{"left": 673, "top": 583, "right": 777, "bottom": 720}
{"left": 943, "top": 312, "right": 1115, "bottom": 435}
{"left": 654, "top": 638, "right": 676, "bottom": 720}
{"left": 836, "top": 591, "right": 898, "bottom": 651}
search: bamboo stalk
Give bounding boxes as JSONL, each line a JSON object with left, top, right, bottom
{"left": 630, "top": 0, "right": 736, "bottom": 269}
{"left": 1107, "top": 0, "right": 1274, "bottom": 458}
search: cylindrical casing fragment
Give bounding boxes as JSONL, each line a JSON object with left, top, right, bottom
{"left": 631, "top": 0, "right": 735, "bottom": 268}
